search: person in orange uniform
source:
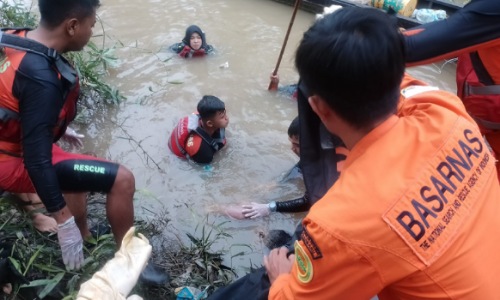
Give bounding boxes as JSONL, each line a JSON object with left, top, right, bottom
{"left": 404, "top": 0, "right": 500, "bottom": 179}
{"left": 265, "top": 7, "right": 500, "bottom": 299}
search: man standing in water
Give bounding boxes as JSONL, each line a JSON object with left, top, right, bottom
{"left": 266, "top": 7, "right": 500, "bottom": 299}
{"left": 0, "top": 0, "right": 167, "bottom": 283}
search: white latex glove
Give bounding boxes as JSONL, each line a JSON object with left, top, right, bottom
{"left": 57, "top": 216, "right": 84, "bottom": 270}
{"left": 241, "top": 202, "right": 271, "bottom": 219}
{"left": 77, "top": 227, "right": 152, "bottom": 300}
{"left": 63, "top": 127, "right": 84, "bottom": 148}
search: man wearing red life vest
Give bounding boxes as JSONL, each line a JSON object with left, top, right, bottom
{"left": 169, "top": 95, "right": 228, "bottom": 164}
{"left": 404, "top": 0, "right": 500, "bottom": 179}
{"left": 266, "top": 7, "right": 500, "bottom": 299}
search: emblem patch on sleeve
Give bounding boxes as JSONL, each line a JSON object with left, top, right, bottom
{"left": 294, "top": 241, "right": 313, "bottom": 283}
{"left": 300, "top": 227, "right": 322, "bottom": 259}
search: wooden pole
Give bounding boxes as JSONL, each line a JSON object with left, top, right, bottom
{"left": 268, "top": 0, "right": 302, "bottom": 90}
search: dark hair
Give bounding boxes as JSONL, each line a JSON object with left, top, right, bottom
{"left": 197, "top": 95, "right": 225, "bottom": 120}
{"left": 295, "top": 7, "right": 405, "bottom": 129}
{"left": 39, "top": 0, "right": 100, "bottom": 28}
{"left": 288, "top": 116, "right": 300, "bottom": 138}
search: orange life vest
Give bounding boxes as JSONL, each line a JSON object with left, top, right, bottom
{"left": 0, "top": 29, "right": 79, "bottom": 157}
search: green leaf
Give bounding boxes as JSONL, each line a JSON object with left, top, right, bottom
{"left": 38, "top": 272, "right": 65, "bottom": 299}
{"left": 24, "top": 246, "right": 43, "bottom": 276}
{"left": 33, "top": 263, "right": 66, "bottom": 273}
{"left": 66, "top": 274, "right": 80, "bottom": 294}
{"left": 8, "top": 257, "right": 22, "bottom": 274}
{"left": 20, "top": 278, "right": 55, "bottom": 288}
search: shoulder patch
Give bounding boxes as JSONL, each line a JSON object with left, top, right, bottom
{"left": 382, "top": 118, "right": 495, "bottom": 266}
{"left": 300, "top": 227, "right": 322, "bottom": 259}
{"left": 294, "top": 241, "right": 313, "bottom": 283}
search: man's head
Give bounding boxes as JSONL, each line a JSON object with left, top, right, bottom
{"left": 38, "top": 0, "right": 100, "bottom": 52}
{"left": 198, "top": 95, "right": 229, "bottom": 130}
{"left": 295, "top": 7, "right": 405, "bottom": 134}
{"left": 183, "top": 25, "right": 207, "bottom": 51}
{"left": 288, "top": 116, "right": 300, "bottom": 157}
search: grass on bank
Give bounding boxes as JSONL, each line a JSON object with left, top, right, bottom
{"left": 1, "top": 193, "right": 237, "bottom": 300}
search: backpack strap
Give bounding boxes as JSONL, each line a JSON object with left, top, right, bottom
{"left": 194, "top": 127, "right": 221, "bottom": 152}
{"left": 469, "top": 51, "right": 494, "bottom": 86}
{"left": 466, "top": 84, "right": 500, "bottom": 96}
{"left": 0, "top": 31, "right": 77, "bottom": 86}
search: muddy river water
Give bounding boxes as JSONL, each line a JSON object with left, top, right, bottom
{"left": 78, "top": 0, "right": 458, "bottom": 273}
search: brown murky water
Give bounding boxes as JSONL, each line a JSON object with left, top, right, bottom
{"left": 79, "top": 0, "right": 458, "bottom": 273}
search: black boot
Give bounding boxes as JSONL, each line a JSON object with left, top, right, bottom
{"left": 139, "top": 262, "right": 170, "bottom": 286}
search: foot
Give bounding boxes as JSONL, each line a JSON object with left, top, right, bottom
{"left": 31, "top": 213, "right": 58, "bottom": 233}
{"left": 139, "top": 263, "right": 170, "bottom": 286}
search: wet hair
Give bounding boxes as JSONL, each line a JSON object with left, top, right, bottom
{"left": 197, "top": 95, "right": 225, "bottom": 120}
{"left": 288, "top": 116, "right": 300, "bottom": 138}
{"left": 295, "top": 7, "right": 405, "bottom": 129}
{"left": 38, "top": 0, "right": 100, "bottom": 28}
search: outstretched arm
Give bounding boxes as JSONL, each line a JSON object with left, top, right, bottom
{"left": 242, "top": 194, "right": 310, "bottom": 219}
{"left": 405, "top": 0, "right": 500, "bottom": 66}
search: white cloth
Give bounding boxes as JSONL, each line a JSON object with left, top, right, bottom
{"left": 76, "top": 227, "right": 152, "bottom": 300}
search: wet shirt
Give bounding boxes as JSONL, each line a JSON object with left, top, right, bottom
{"left": 0, "top": 37, "right": 70, "bottom": 212}
{"left": 269, "top": 74, "right": 500, "bottom": 299}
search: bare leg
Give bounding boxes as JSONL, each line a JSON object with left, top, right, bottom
{"left": 15, "top": 193, "right": 57, "bottom": 233}
{"left": 106, "top": 165, "right": 135, "bottom": 247}
{"left": 63, "top": 192, "right": 91, "bottom": 239}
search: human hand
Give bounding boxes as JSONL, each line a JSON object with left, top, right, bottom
{"left": 269, "top": 72, "right": 279, "bottom": 91}
{"left": 269, "top": 73, "right": 280, "bottom": 83}
{"left": 263, "top": 247, "right": 295, "bottom": 284}
{"left": 241, "top": 202, "right": 271, "bottom": 219}
{"left": 179, "top": 45, "right": 192, "bottom": 58}
{"left": 57, "top": 216, "right": 84, "bottom": 270}
{"left": 63, "top": 127, "right": 84, "bottom": 148}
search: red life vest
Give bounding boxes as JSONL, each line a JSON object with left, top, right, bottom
{"left": 169, "top": 114, "right": 201, "bottom": 157}
{"left": 0, "top": 29, "right": 79, "bottom": 157}
{"left": 456, "top": 52, "right": 500, "bottom": 134}
{"left": 178, "top": 45, "right": 207, "bottom": 58}
{"left": 168, "top": 113, "right": 226, "bottom": 158}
